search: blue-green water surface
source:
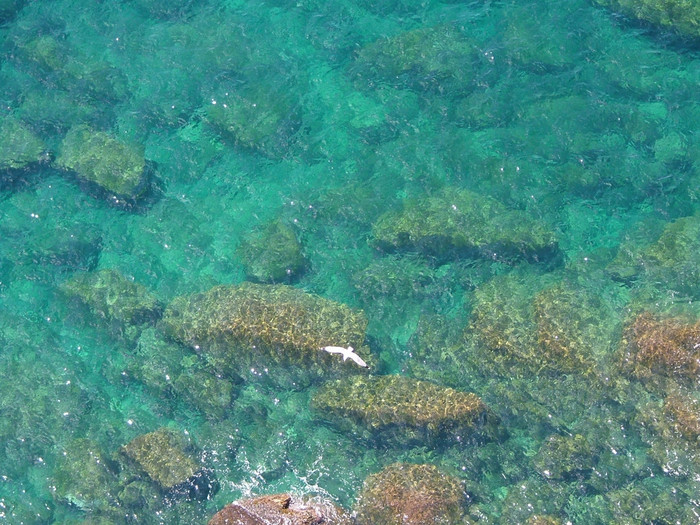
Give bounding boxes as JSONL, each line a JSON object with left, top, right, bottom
{"left": 1, "top": 0, "right": 699, "bottom": 523}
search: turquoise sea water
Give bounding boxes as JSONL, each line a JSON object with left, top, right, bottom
{"left": 1, "top": 0, "right": 699, "bottom": 523}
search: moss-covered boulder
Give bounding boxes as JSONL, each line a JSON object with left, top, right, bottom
{"left": 119, "top": 428, "right": 216, "bottom": 500}
{"left": 533, "top": 434, "right": 595, "bottom": 480}
{"left": 159, "top": 282, "right": 370, "bottom": 388}
{"left": 608, "top": 214, "right": 700, "bottom": 297}
{"left": 208, "top": 493, "right": 353, "bottom": 525}
{"left": 311, "top": 375, "right": 489, "bottom": 446}
{"left": 55, "top": 125, "right": 149, "bottom": 198}
{"left": 128, "top": 328, "right": 236, "bottom": 419}
{"left": 205, "top": 82, "right": 301, "bottom": 158}
{"left": 61, "top": 269, "right": 161, "bottom": 327}
{"left": 52, "top": 439, "right": 120, "bottom": 513}
{"left": 352, "top": 24, "right": 477, "bottom": 94}
{"left": 469, "top": 275, "right": 612, "bottom": 376}
{"left": 354, "top": 463, "right": 469, "bottom": 525}
{"left": 0, "top": 116, "right": 46, "bottom": 171}
{"left": 371, "top": 188, "right": 557, "bottom": 263}
{"left": 593, "top": 0, "right": 700, "bottom": 40}
{"left": 236, "top": 219, "right": 306, "bottom": 283}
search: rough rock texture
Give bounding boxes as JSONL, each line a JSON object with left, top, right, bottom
{"left": 621, "top": 311, "right": 700, "bottom": 382}
{"left": 608, "top": 214, "right": 700, "bottom": 297}
{"left": 62, "top": 269, "right": 161, "bottom": 327}
{"left": 159, "top": 282, "right": 370, "bottom": 387}
{"left": 52, "top": 439, "right": 120, "bottom": 514}
{"left": 533, "top": 434, "right": 595, "bottom": 480}
{"left": 352, "top": 24, "right": 477, "bottom": 94}
{"left": 371, "top": 187, "right": 557, "bottom": 263}
{"left": 236, "top": 219, "right": 306, "bottom": 283}
{"left": 56, "top": 125, "right": 148, "bottom": 197}
{"left": 205, "top": 81, "right": 301, "bottom": 158}
{"left": 311, "top": 375, "right": 489, "bottom": 446}
{"left": 594, "top": 0, "right": 700, "bottom": 39}
{"left": 120, "top": 428, "right": 214, "bottom": 500}
{"left": 469, "top": 275, "right": 611, "bottom": 375}
{"left": 0, "top": 116, "right": 45, "bottom": 170}
{"left": 208, "top": 494, "right": 353, "bottom": 525}
{"left": 354, "top": 463, "right": 468, "bottom": 525}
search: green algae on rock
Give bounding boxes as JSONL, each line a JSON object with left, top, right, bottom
{"left": 53, "top": 438, "right": 121, "bottom": 514}
{"left": 371, "top": 188, "right": 557, "bottom": 263}
{"left": 593, "top": 0, "right": 700, "bottom": 40}
{"left": 55, "top": 125, "right": 149, "bottom": 198}
{"left": 354, "top": 463, "right": 470, "bottom": 525}
{"left": 352, "top": 24, "right": 477, "bottom": 95}
{"left": 159, "top": 282, "right": 370, "bottom": 387}
{"left": 120, "top": 428, "right": 216, "bottom": 500}
{"left": 0, "top": 115, "right": 46, "bottom": 171}
{"left": 236, "top": 219, "right": 307, "bottom": 283}
{"left": 469, "top": 275, "right": 614, "bottom": 376}
{"left": 205, "top": 82, "right": 301, "bottom": 158}
{"left": 311, "top": 374, "right": 489, "bottom": 446}
{"left": 61, "top": 269, "right": 162, "bottom": 327}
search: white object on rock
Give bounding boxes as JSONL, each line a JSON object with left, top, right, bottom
{"left": 321, "top": 345, "right": 369, "bottom": 368}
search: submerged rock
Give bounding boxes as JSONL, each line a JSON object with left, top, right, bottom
{"left": 311, "top": 374, "right": 489, "bottom": 446}
{"left": 236, "top": 219, "right": 307, "bottom": 283}
{"left": 208, "top": 493, "right": 353, "bottom": 525}
{"left": 56, "top": 125, "right": 149, "bottom": 198}
{"left": 593, "top": 0, "right": 700, "bottom": 40}
{"left": 371, "top": 187, "right": 557, "bottom": 263}
{"left": 354, "top": 463, "right": 469, "bottom": 525}
{"left": 0, "top": 116, "right": 46, "bottom": 171}
{"left": 52, "top": 439, "right": 120, "bottom": 514}
{"left": 352, "top": 24, "right": 477, "bottom": 95}
{"left": 159, "top": 282, "right": 370, "bottom": 387}
{"left": 62, "top": 269, "right": 161, "bottom": 327}
{"left": 120, "top": 428, "right": 216, "bottom": 500}
{"left": 620, "top": 311, "right": 700, "bottom": 383}
{"left": 205, "top": 81, "right": 301, "bottom": 158}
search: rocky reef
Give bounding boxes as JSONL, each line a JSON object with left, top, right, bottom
{"left": 594, "top": 0, "right": 700, "bottom": 39}
{"left": 371, "top": 187, "right": 558, "bottom": 263}
{"left": 354, "top": 463, "right": 469, "bottom": 525}
{"left": 55, "top": 125, "right": 150, "bottom": 199}
{"left": 159, "top": 282, "right": 370, "bottom": 387}
{"left": 311, "top": 374, "right": 489, "bottom": 447}
{"left": 236, "top": 219, "right": 307, "bottom": 283}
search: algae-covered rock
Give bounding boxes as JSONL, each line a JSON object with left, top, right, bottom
{"left": 52, "top": 438, "right": 120, "bottom": 513}
{"left": 56, "top": 125, "right": 148, "bottom": 198}
{"left": 352, "top": 24, "right": 476, "bottom": 94}
{"left": 593, "top": 0, "right": 700, "bottom": 40}
{"left": 371, "top": 187, "right": 557, "bottom": 263}
{"left": 610, "top": 214, "right": 700, "bottom": 297}
{"left": 205, "top": 82, "right": 301, "bottom": 158}
{"left": 236, "top": 219, "right": 306, "bottom": 283}
{"left": 620, "top": 311, "right": 700, "bottom": 383}
{"left": 533, "top": 434, "right": 595, "bottom": 480}
{"left": 208, "top": 493, "right": 353, "bottom": 525}
{"left": 0, "top": 0, "right": 24, "bottom": 21}
{"left": 160, "top": 282, "right": 370, "bottom": 387}
{"left": 0, "top": 116, "right": 46, "bottom": 171}
{"left": 354, "top": 463, "right": 469, "bottom": 525}
{"left": 120, "top": 428, "right": 216, "bottom": 500}
{"left": 311, "top": 375, "right": 489, "bottom": 446}
{"left": 61, "top": 269, "right": 162, "bottom": 327}
{"left": 469, "top": 275, "right": 614, "bottom": 376}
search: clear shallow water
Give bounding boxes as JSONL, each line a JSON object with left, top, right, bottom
{"left": 0, "top": 0, "right": 699, "bottom": 523}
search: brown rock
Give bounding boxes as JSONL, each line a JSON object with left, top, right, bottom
{"left": 208, "top": 493, "right": 351, "bottom": 525}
